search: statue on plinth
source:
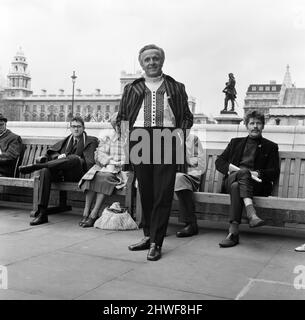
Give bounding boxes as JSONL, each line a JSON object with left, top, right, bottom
{"left": 221, "top": 73, "right": 237, "bottom": 113}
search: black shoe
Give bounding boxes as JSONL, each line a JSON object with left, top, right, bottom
{"left": 82, "top": 217, "right": 98, "bottom": 228}
{"left": 147, "top": 243, "right": 162, "bottom": 261}
{"left": 128, "top": 238, "right": 150, "bottom": 251}
{"left": 30, "top": 212, "right": 48, "bottom": 226}
{"left": 176, "top": 223, "right": 198, "bottom": 237}
{"left": 19, "top": 164, "right": 36, "bottom": 174}
{"left": 79, "top": 216, "right": 89, "bottom": 227}
{"left": 249, "top": 217, "right": 265, "bottom": 228}
{"left": 219, "top": 233, "right": 239, "bottom": 248}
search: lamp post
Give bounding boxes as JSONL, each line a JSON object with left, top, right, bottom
{"left": 71, "top": 71, "right": 77, "bottom": 119}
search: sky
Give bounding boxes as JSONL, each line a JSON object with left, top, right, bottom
{"left": 1, "top": 0, "right": 305, "bottom": 117}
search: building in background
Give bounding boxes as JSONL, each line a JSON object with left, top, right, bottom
{"left": 244, "top": 65, "right": 305, "bottom": 125}
{"left": 0, "top": 49, "right": 204, "bottom": 122}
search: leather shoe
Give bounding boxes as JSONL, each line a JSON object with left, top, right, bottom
{"left": 30, "top": 212, "right": 48, "bottom": 226}
{"left": 176, "top": 223, "right": 198, "bottom": 237}
{"left": 82, "top": 217, "right": 98, "bottom": 228}
{"left": 128, "top": 238, "right": 150, "bottom": 251}
{"left": 219, "top": 233, "right": 239, "bottom": 248}
{"left": 79, "top": 216, "right": 89, "bottom": 227}
{"left": 249, "top": 217, "right": 265, "bottom": 228}
{"left": 19, "top": 164, "right": 36, "bottom": 174}
{"left": 147, "top": 243, "right": 162, "bottom": 261}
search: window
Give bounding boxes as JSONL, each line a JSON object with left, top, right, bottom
{"left": 77, "top": 105, "right": 81, "bottom": 112}
{"left": 60, "top": 105, "right": 64, "bottom": 112}
{"left": 25, "top": 105, "right": 29, "bottom": 112}
{"left": 106, "top": 105, "right": 110, "bottom": 112}
{"left": 115, "top": 105, "right": 119, "bottom": 112}
{"left": 252, "top": 86, "right": 256, "bottom": 91}
{"left": 97, "top": 105, "right": 101, "bottom": 111}
{"left": 41, "top": 105, "right": 45, "bottom": 112}
{"left": 265, "top": 86, "right": 270, "bottom": 91}
{"left": 272, "top": 86, "right": 276, "bottom": 91}
{"left": 33, "top": 105, "right": 37, "bottom": 112}
{"left": 259, "top": 86, "right": 264, "bottom": 91}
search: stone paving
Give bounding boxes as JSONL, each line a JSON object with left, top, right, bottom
{"left": 0, "top": 202, "right": 305, "bottom": 300}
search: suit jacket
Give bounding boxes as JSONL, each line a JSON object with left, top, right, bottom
{"left": 116, "top": 74, "right": 193, "bottom": 130}
{"left": 0, "top": 129, "right": 23, "bottom": 176}
{"left": 45, "top": 132, "right": 98, "bottom": 172}
{"left": 215, "top": 136, "right": 280, "bottom": 196}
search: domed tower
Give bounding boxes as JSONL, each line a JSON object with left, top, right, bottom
{"left": 6, "top": 47, "right": 32, "bottom": 98}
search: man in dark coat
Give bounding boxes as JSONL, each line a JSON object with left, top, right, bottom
{"left": 19, "top": 116, "right": 98, "bottom": 226}
{"left": 0, "top": 113, "right": 23, "bottom": 177}
{"left": 215, "top": 110, "right": 280, "bottom": 247}
{"left": 117, "top": 44, "right": 193, "bottom": 261}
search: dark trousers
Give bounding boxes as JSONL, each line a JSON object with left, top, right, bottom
{"left": 176, "top": 190, "right": 196, "bottom": 224}
{"left": 135, "top": 164, "right": 177, "bottom": 247}
{"left": 38, "top": 155, "right": 84, "bottom": 210}
{"left": 224, "top": 169, "right": 254, "bottom": 224}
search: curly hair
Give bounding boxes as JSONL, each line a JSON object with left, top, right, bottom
{"left": 244, "top": 110, "right": 265, "bottom": 126}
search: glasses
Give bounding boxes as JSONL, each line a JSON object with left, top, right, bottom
{"left": 70, "top": 125, "right": 83, "bottom": 129}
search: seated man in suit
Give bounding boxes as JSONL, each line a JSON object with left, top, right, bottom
{"left": 175, "top": 133, "right": 205, "bottom": 237}
{"left": 0, "top": 113, "right": 23, "bottom": 177}
{"left": 215, "top": 110, "right": 280, "bottom": 247}
{"left": 19, "top": 116, "right": 98, "bottom": 226}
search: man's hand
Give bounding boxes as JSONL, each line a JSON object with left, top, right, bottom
{"left": 58, "top": 154, "right": 67, "bottom": 159}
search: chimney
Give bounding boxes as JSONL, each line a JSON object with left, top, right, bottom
{"left": 76, "top": 89, "right": 81, "bottom": 95}
{"left": 41, "top": 89, "right": 47, "bottom": 95}
{"left": 270, "top": 80, "right": 276, "bottom": 84}
{"left": 95, "top": 89, "right": 101, "bottom": 95}
{"left": 59, "top": 89, "right": 64, "bottom": 95}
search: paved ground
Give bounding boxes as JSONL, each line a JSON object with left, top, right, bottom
{"left": 0, "top": 201, "right": 305, "bottom": 300}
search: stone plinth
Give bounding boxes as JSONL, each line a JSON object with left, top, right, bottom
{"left": 215, "top": 111, "right": 243, "bottom": 125}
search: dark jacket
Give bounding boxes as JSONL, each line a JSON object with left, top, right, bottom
{"left": 45, "top": 132, "right": 98, "bottom": 171}
{"left": 215, "top": 136, "right": 280, "bottom": 196}
{"left": 116, "top": 74, "right": 193, "bottom": 130}
{"left": 0, "top": 129, "right": 23, "bottom": 176}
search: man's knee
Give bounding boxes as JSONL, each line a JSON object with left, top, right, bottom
{"left": 66, "top": 155, "right": 82, "bottom": 166}
{"left": 230, "top": 181, "right": 239, "bottom": 192}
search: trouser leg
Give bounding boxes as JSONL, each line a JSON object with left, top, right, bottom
{"left": 150, "top": 164, "right": 177, "bottom": 247}
{"left": 134, "top": 164, "right": 154, "bottom": 238}
{"left": 38, "top": 156, "right": 84, "bottom": 209}
{"left": 225, "top": 169, "right": 253, "bottom": 224}
{"left": 176, "top": 189, "right": 196, "bottom": 224}
{"left": 38, "top": 168, "right": 53, "bottom": 209}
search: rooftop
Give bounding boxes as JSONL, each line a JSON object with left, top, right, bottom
{"left": 283, "top": 88, "right": 305, "bottom": 105}
{"left": 1, "top": 201, "right": 305, "bottom": 300}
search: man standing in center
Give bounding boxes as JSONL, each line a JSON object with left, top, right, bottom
{"left": 116, "top": 44, "right": 193, "bottom": 261}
